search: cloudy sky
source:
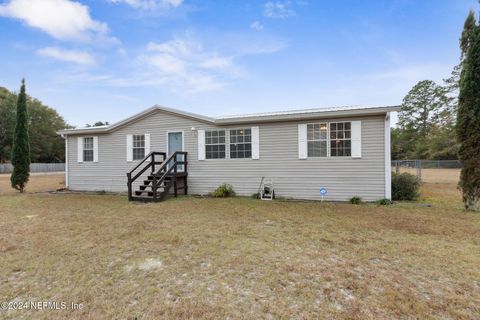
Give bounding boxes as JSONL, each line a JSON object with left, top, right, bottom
{"left": 0, "top": 0, "right": 476, "bottom": 126}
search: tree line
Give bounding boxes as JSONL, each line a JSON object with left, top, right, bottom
{"left": 392, "top": 6, "right": 480, "bottom": 161}
{"left": 393, "top": 6, "right": 480, "bottom": 210}
{"left": 0, "top": 86, "right": 70, "bottom": 163}
{"left": 392, "top": 67, "right": 460, "bottom": 160}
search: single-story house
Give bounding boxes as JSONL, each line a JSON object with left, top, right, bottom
{"left": 58, "top": 104, "right": 400, "bottom": 202}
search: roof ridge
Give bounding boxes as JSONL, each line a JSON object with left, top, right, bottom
{"left": 58, "top": 104, "right": 400, "bottom": 135}
{"left": 215, "top": 105, "right": 382, "bottom": 119}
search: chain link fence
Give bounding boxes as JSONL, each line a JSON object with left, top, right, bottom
{"left": 392, "top": 160, "right": 461, "bottom": 183}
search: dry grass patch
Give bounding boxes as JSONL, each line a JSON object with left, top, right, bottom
{"left": 0, "top": 175, "right": 479, "bottom": 319}
{"left": 0, "top": 173, "right": 64, "bottom": 195}
{"left": 395, "top": 168, "right": 460, "bottom": 184}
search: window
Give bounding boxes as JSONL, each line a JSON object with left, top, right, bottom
{"left": 306, "top": 122, "right": 352, "bottom": 157}
{"left": 205, "top": 130, "right": 226, "bottom": 159}
{"left": 330, "top": 122, "right": 351, "bottom": 157}
{"left": 83, "top": 137, "right": 94, "bottom": 162}
{"left": 133, "top": 134, "right": 145, "bottom": 160}
{"left": 230, "top": 128, "right": 251, "bottom": 159}
{"left": 307, "top": 123, "right": 328, "bottom": 157}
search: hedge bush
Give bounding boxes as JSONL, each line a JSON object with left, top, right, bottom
{"left": 392, "top": 172, "right": 421, "bottom": 201}
{"left": 376, "top": 198, "right": 393, "bottom": 205}
{"left": 349, "top": 196, "right": 362, "bottom": 204}
{"left": 212, "top": 183, "right": 235, "bottom": 197}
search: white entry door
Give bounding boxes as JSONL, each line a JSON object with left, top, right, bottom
{"left": 167, "top": 131, "right": 184, "bottom": 171}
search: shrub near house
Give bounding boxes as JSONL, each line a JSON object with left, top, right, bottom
{"left": 212, "top": 184, "right": 235, "bottom": 197}
{"left": 392, "top": 172, "right": 421, "bottom": 201}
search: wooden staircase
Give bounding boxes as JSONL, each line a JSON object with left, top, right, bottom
{"left": 127, "top": 151, "right": 188, "bottom": 202}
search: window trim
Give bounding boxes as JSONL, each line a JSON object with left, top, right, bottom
{"left": 306, "top": 122, "right": 329, "bottom": 158}
{"left": 205, "top": 129, "right": 226, "bottom": 160}
{"left": 229, "top": 127, "right": 253, "bottom": 159}
{"left": 329, "top": 121, "right": 352, "bottom": 158}
{"left": 83, "top": 137, "right": 94, "bottom": 162}
{"left": 305, "top": 121, "right": 352, "bottom": 158}
{"left": 132, "top": 134, "right": 146, "bottom": 161}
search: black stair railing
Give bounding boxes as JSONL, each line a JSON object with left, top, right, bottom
{"left": 126, "top": 151, "right": 166, "bottom": 201}
{"left": 127, "top": 151, "right": 188, "bottom": 201}
{"left": 151, "top": 151, "right": 188, "bottom": 201}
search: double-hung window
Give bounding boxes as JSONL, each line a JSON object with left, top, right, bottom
{"left": 307, "top": 123, "right": 328, "bottom": 157}
{"left": 83, "top": 137, "right": 94, "bottom": 162}
{"left": 205, "top": 130, "right": 226, "bottom": 159}
{"left": 306, "top": 122, "right": 352, "bottom": 157}
{"left": 133, "top": 134, "right": 145, "bottom": 160}
{"left": 230, "top": 128, "right": 251, "bottom": 159}
{"left": 330, "top": 122, "right": 351, "bottom": 157}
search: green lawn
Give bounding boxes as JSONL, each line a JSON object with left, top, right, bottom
{"left": 0, "top": 174, "right": 479, "bottom": 319}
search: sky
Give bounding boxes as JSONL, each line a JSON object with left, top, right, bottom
{"left": 0, "top": 0, "right": 477, "bottom": 127}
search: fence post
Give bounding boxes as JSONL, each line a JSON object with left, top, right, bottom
{"left": 417, "top": 160, "right": 422, "bottom": 181}
{"left": 184, "top": 152, "right": 188, "bottom": 195}
{"left": 173, "top": 153, "right": 178, "bottom": 197}
{"left": 151, "top": 153, "right": 155, "bottom": 174}
{"left": 127, "top": 172, "right": 132, "bottom": 201}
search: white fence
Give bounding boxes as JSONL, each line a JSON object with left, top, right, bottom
{"left": 0, "top": 163, "right": 65, "bottom": 174}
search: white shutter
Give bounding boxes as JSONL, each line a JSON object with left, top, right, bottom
{"left": 126, "top": 134, "right": 133, "bottom": 162}
{"left": 93, "top": 136, "right": 99, "bottom": 162}
{"left": 298, "top": 124, "right": 307, "bottom": 159}
{"left": 198, "top": 130, "right": 205, "bottom": 161}
{"left": 351, "top": 121, "right": 362, "bottom": 158}
{"left": 252, "top": 126, "right": 260, "bottom": 160}
{"left": 77, "top": 137, "right": 83, "bottom": 163}
{"left": 144, "top": 133, "right": 151, "bottom": 161}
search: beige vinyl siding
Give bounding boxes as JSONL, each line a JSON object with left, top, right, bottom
{"left": 67, "top": 110, "right": 385, "bottom": 201}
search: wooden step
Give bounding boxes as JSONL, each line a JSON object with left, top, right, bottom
{"left": 132, "top": 189, "right": 170, "bottom": 201}
{"left": 135, "top": 190, "right": 154, "bottom": 196}
{"left": 139, "top": 184, "right": 167, "bottom": 191}
{"left": 144, "top": 176, "right": 172, "bottom": 185}
{"left": 127, "top": 152, "right": 188, "bottom": 202}
{"left": 135, "top": 187, "right": 166, "bottom": 194}
{"left": 131, "top": 195, "right": 157, "bottom": 202}
{"left": 135, "top": 183, "right": 171, "bottom": 196}
{"left": 149, "top": 174, "right": 172, "bottom": 179}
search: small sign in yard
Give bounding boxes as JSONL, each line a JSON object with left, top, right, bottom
{"left": 319, "top": 187, "right": 327, "bottom": 202}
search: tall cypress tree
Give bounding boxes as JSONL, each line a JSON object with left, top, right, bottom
{"left": 10, "top": 79, "right": 30, "bottom": 192}
{"left": 457, "top": 11, "right": 480, "bottom": 211}
{"left": 460, "top": 11, "right": 477, "bottom": 61}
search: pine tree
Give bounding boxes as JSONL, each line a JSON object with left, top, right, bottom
{"left": 10, "top": 79, "right": 30, "bottom": 192}
{"left": 457, "top": 11, "right": 480, "bottom": 211}
{"left": 399, "top": 80, "right": 451, "bottom": 137}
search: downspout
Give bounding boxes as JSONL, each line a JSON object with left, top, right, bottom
{"left": 60, "top": 133, "right": 69, "bottom": 189}
{"left": 384, "top": 112, "right": 391, "bottom": 199}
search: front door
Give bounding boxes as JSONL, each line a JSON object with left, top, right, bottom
{"left": 168, "top": 131, "right": 184, "bottom": 171}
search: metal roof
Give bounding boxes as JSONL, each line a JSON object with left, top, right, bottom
{"left": 58, "top": 104, "right": 400, "bottom": 135}
{"left": 214, "top": 105, "right": 400, "bottom": 124}
{"left": 218, "top": 105, "right": 394, "bottom": 119}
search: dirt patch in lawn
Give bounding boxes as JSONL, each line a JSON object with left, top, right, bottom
{"left": 0, "top": 175, "right": 479, "bottom": 319}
